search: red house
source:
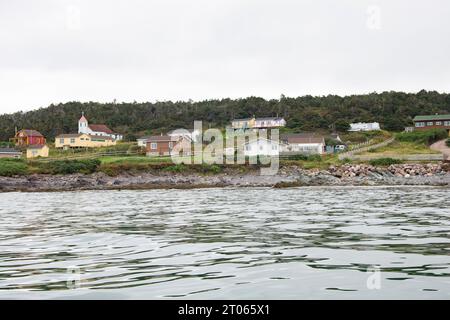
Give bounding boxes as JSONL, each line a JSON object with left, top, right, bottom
{"left": 12, "top": 129, "right": 46, "bottom": 147}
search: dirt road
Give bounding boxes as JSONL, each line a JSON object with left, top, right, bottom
{"left": 430, "top": 139, "right": 450, "bottom": 159}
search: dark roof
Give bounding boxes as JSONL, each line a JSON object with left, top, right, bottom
{"left": 89, "top": 124, "right": 114, "bottom": 134}
{"left": 281, "top": 133, "right": 325, "bottom": 144}
{"left": 413, "top": 114, "right": 450, "bottom": 121}
{"left": 17, "top": 129, "right": 44, "bottom": 137}
{"left": 146, "top": 135, "right": 179, "bottom": 142}
{"left": 0, "top": 148, "right": 21, "bottom": 154}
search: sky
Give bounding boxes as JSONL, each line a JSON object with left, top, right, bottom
{"left": 1, "top": 0, "right": 450, "bottom": 113}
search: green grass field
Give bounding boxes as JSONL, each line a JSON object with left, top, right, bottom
{"left": 360, "top": 141, "right": 440, "bottom": 156}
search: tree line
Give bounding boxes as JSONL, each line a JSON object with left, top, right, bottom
{"left": 1, "top": 90, "right": 450, "bottom": 141}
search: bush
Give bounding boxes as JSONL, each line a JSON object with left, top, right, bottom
{"left": 307, "top": 154, "right": 322, "bottom": 162}
{"left": 36, "top": 159, "right": 101, "bottom": 175}
{"left": 446, "top": 139, "right": 450, "bottom": 147}
{"left": 369, "top": 158, "right": 403, "bottom": 166}
{"left": 286, "top": 154, "right": 308, "bottom": 161}
{"left": 396, "top": 129, "right": 448, "bottom": 145}
{"left": 0, "top": 159, "right": 28, "bottom": 176}
{"left": 163, "top": 164, "right": 187, "bottom": 173}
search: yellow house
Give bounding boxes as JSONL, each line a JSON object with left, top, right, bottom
{"left": 26, "top": 145, "right": 49, "bottom": 158}
{"left": 231, "top": 117, "right": 256, "bottom": 129}
{"left": 55, "top": 133, "right": 116, "bottom": 149}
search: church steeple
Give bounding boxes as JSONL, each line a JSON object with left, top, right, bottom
{"left": 78, "top": 112, "right": 89, "bottom": 133}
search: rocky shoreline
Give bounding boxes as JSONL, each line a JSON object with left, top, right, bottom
{"left": 1, "top": 163, "right": 450, "bottom": 192}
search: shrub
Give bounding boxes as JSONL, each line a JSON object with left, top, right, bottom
{"left": 286, "top": 154, "right": 308, "bottom": 161}
{"left": 37, "top": 159, "right": 101, "bottom": 175}
{"left": 446, "top": 139, "right": 450, "bottom": 147}
{"left": 369, "top": 157, "right": 402, "bottom": 166}
{"left": 0, "top": 159, "right": 28, "bottom": 176}
{"left": 198, "top": 164, "right": 222, "bottom": 174}
{"left": 307, "top": 154, "right": 322, "bottom": 162}
{"left": 396, "top": 129, "right": 448, "bottom": 145}
{"left": 163, "top": 164, "right": 187, "bottom": 173}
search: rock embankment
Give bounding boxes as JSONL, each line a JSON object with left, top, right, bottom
{"left": 1, "top": 163, "right": 450, "bottom": 192}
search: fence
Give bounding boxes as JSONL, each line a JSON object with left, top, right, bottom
{"left": 348, "top": 154, "right": 444, "bottom": 161}
{"left": 338, "top": 137, "right": 395, "bottom": 160}
{"left": 30, "top": 150, "right": 142, "bottom": 162}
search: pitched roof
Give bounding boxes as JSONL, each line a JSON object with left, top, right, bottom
{"left": 281, "top": 133, "right": 325, "bottom": 144}
{"left": 146, "top": 135, "right": 179, "bottom": 142}
{"left": 0, "top": 148, "right": 21, "bottom": 154}
{"left": 17, "top": 129, "right": 44, "bottom": 137}
{"left": 88, "top": 124, "right": 114, "bottom": 134}
{"left": 413, "top": 114, "right": 450, "bottom": 121}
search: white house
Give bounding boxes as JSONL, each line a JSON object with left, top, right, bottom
{"left": 137, "top": 135, "right": 152, "bottom": 147}
{"left": 281, "top": 134, "right": 325, "bottom": 155}
{"left": 348, "top": 122, "right": 381, "bottom": 132}
{"left": 168, "top": 129, "right": 201, "bottom": 143}
{"left": 244, "top": 138, "right": 282, "bottom": 157}
{"left": 78, "top": 113, "right": 123, "bottom": 141}
{"left": 253, "top": 117, "right": 286, "bottom": 129}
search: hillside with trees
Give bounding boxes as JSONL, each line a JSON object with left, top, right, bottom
{"left": 1, "top": 90, "right": 450, "bottom": 141}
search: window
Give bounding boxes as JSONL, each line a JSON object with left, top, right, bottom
{"left": 245, "top": 145, "right": 251, "bottom": 151}
{"left": 444, "top": 121, "right": 450, "bottom": 126}
{"left": 169, "top": 142, "right": 173, "bottom": 149}
{"left": 70, "top": 138, "right": 76, "bottom": 143}
{"left": 151, "top": 143, "right": 157, "bottom": 150}
{"left": 427, "top": 122, "right": 433, "bottom": 126}
{"left": 59, "top": 138, "right": 64, "bottom": 144}
{"left": 415, "top": 122, "right": 425, "bottom": 127}
{"left": 436, "top": 121, "right": 442, "bottom": 126}
{"left": 272, "top": 144, "right": 278, "bottom": 151}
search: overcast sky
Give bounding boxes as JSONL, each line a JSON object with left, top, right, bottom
{"left": 1, "top": 0, "right": 450, "bottom": 113}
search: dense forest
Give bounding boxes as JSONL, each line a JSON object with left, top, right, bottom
{"left": 1, "top": 90, "right": 450, "bottom": 141}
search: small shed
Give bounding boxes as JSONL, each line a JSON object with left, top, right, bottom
{"left": 26, "top": 145, "right": 49, "bottom": 159}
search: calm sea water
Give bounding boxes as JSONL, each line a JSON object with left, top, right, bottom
{"left": 0, "top": 187, "right": 449, "bottom": 299}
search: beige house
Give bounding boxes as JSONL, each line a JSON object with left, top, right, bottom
{"left": 26, "top": 145, "right": 49, "bottom": 158}
{"left": 55, "top": 133, "right": 116, "bottom": 149}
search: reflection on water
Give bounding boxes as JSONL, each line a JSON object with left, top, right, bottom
{"left": 0, "top": 186, "right": 449, "bottom": 299}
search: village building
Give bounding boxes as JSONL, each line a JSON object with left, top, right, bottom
{"left": 26, "top": 145, "right": 49, "bottom": 159}
{"left": 146, "top": 135, "right": 192, "bottom": 157}
{"left": 12, "top": 129, "right": 46, "bottom": 147}
{"left": 168, "top": 128, "right": 201, "bottom": 143}
{"left": 281, "top": 133, "right": 326, "bottom": 155}
{"left": 243, "top": 137, "right": 283, "bottom": 157}
{"left": 348, "top": 122, "right": 381, "bottom": 132}
{"left": 137, "top": 135, "right": 153, "bottom": 147}
{"left": 55, "top": 133, "right": 116, "bottom": 149}
{"left": 231, "top": 116, "right": 286, "bottom": 130}
{"left": 0, "top": 148, "right": 22, "bottom": 159}
{"left": 78, "top": 113, "right": 123, "bottom": 141}
{"left": 413, "top": 114, "right": 450, "bottom": 133}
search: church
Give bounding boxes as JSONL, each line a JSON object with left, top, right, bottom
{"left": 78, "top": 113, "right": 123, "bottom": 141}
